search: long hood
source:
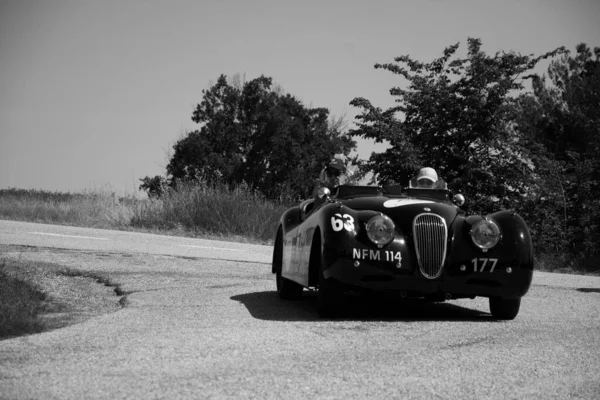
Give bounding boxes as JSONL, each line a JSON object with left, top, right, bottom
{"left": 341, "top": 196, "right": 461, "bottom": 233}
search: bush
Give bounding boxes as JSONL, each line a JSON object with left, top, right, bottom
{"left": 131, "top": 180, "right": 291, "bottom": 243}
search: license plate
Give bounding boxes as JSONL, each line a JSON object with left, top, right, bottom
{"left": 352, "top": 248, "right": 401, "bottom": 263}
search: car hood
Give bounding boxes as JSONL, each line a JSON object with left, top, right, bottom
{"left": 340, "top": 195, "right": 462, "bottom": 232}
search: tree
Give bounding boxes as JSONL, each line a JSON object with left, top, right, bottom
{"left": 517, "top": 44, "right": 600, "bottom": 262}
{"left": 350, "top": 38, "right": 563, "bottom": 213}
{"left": 166, "top": 75, "right": 355, "bottom": 200}
{"left": 139, "top": 175, "right": 167, "bottom": 198}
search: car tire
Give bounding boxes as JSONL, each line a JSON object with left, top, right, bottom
{"left": 317, "top": 260, "right": 344, "bottom": 318}
{"left": 489, "top": 297, "right": 521, "bottom": 320}
{"left": 274, "top": 230, "right": 303, "bottom": 300}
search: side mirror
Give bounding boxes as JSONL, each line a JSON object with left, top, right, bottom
{"left": 453, "top": 193, "right": 466, "bottom": 207}
{"left": 317, "top": 187, "right": 331, "bottom": 200}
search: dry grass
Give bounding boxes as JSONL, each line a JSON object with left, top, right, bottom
{"left": 130, "top": 181, "right": 289, "bottom": 244}
{"left": 0, "top": 184, "right": 290, "bottom": 244}
{"left": 0, "top": 259, "right": 47, "bottom": 338}
{"left": 0, "top": 254, "right": 124, "bottom": 340}
{"left": 0, "top": 188, "right": 133, "bottom": 229}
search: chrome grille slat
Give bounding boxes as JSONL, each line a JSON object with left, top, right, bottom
{"left": 412, "top": 213, "right": 448, "bottom": 279}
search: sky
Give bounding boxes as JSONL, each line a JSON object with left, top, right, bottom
{"left": 1, "top": 0, "right": 599, "bottom": 194}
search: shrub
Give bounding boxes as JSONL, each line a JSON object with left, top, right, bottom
{"left": 131, "top": 180, "right": 291, "bottom": 243}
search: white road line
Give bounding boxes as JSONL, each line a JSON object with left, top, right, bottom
{"left": 29, "top": 232, "right": 109, "bottom": 240}
{"left": 178, "top": 244, "right": 243, "bottom": 252}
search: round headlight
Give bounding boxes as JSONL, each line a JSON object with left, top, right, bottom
{"left": 366, "top": 214, "right": 395, "bottom": 246}
{"left": 471, "top": 219, "right": 501, "bottom": 250}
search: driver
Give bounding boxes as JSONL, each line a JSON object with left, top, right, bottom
{"left": 318, "top": 154, "right": 347, "bottom": 191}
{"left": 410, "top": 167, "right": 446, "bottom": 189}
{"left": 304, "top": 154, "right": 348, "bottom": 216}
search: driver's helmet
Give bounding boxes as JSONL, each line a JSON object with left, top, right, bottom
{"left": 412, "top": 167, "right": 439, "bottom": 189}
{"left": 320, "top": 154, "right": 347, "bottom": 188}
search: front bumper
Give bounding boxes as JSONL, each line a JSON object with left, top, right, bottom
{"left": 324, "top": 257, "right": 533, "bottom": 299}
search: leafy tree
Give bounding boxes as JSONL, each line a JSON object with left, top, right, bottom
{"left": 350, "top": 38, "right": 564, "bottom": 213}
{"left": 517, "top": 44, "right": 600, "bottom": 263}
{"left": 166, "top": 75, "right": 355, "bottom": 200}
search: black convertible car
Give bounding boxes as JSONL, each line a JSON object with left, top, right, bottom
{"left": 272, "top": 184, "right": 533, "bottom": 319}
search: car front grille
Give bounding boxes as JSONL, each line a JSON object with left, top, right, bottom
{"left": 412, "top": 213, "right": 448, "bottom": 279}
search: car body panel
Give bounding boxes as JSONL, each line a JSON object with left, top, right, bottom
{"left": 274, "top": 185, "right": 533, "bottom": 300}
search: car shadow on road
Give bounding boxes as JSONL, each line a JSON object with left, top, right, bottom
{"left": 230, "top": 291, "right": 493, "bottom": 322}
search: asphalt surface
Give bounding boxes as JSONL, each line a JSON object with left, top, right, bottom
{"left": 1, "top": 219, "right": 599, "bottom": 399}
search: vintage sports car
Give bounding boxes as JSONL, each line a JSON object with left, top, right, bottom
{"left": 272, "top": 184, "right": 533, "bottom": 319}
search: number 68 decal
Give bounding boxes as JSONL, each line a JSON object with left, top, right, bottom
{"left": 331, "top": 213, "right": 355, "bottom": 232}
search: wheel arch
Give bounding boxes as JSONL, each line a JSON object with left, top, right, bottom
{"left": 272, "top": 225, "right": 283, "bottom": 274}
{"left": 489, "top": 210, "right": 534, "bottom": 268}
{"left": 308, "top": 226, "right": 323, "bottom": 287}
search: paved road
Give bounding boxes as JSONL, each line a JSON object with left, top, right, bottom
{"left": 1, "top": 219, "right": 599, "bottom": 399}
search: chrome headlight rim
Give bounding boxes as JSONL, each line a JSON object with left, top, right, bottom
{"left": 470, "top": 218, "right": 501, "bottom": 250}
{"left": 366, "top": 214, "right": 395, "bottom": 247}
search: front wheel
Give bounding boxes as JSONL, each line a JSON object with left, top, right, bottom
{"left": 489, "top": 297, "right": 521, "bottom": 320}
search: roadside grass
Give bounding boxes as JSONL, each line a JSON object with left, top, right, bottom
{"left": 130, "top": 181, "right": 289, "bottom": 244}
{"left": 0, "top": 184, "right": 291, "bottom": 244}
{"left": 0, "top": 259, "right": 47, "bottom": 339}
{"left": 0, "top": 188, "right": 132, "bottom": 229}
{"left": 0, "top": 254, "right": 125, "bottom": 340}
